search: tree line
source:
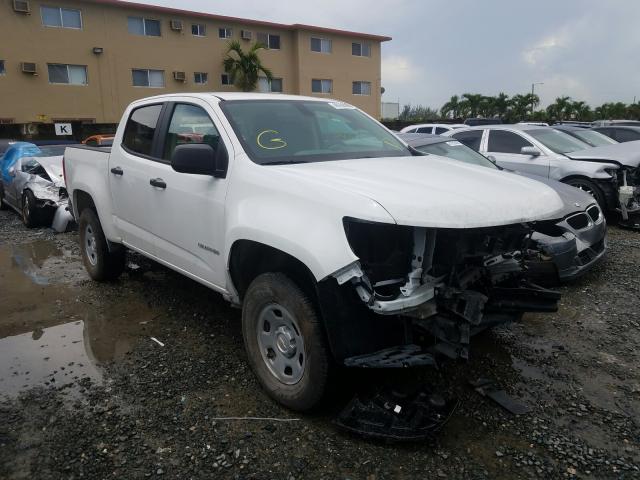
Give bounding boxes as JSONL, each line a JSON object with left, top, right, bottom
{"left": 398, "top": 93, "right": 640, "bottom": 123}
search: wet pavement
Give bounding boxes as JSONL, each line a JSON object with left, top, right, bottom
{"left": 0, "top": 209, "right": 639, "bottom": 479}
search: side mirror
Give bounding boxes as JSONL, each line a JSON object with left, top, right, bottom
{"left": 487, "top": 155, "right": 497, "bottom": 163}
{"left": 8, "top": 166, "right": 16, "bottom": 177}
{"left": 521, "top": 146, "right": 541, "bottom": 157}
{"left": 171, "top": 142, "right": 228, "bottom": 178}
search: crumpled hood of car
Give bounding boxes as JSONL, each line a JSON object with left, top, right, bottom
{"left": 34, "top": 155, "right": 65, "bottom": 187}
{"left": 273, "top": 155, "right": 566, "bottom": 228}
{"left": 566, "top": 141, "right": 640, "bottom": 168}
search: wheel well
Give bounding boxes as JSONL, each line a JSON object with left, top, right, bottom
{"left": 229, "top": 240, "right": 318, "bottom": 303}
{"left": 74, "top": 190, "right": 96, "bottom": 216}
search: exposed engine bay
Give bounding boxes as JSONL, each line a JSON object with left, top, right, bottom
{"left": 326, "top": 218, "right": 561, "bottom": 364}
{"left": 613, "top": 166, "right": 640, "bottom": 228}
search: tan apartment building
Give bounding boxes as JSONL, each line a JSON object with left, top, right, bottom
{"left": 0, "top": 0, "right": 391, "bottom": 126}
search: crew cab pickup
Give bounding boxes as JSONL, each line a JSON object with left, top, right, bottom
{"left": 64, "top": 93, "right": 566, "bottom": 411}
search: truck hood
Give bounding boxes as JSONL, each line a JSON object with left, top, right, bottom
{"left": 273, "top": 156, "right": 566, "bottom": 228}
{"left": 565, "top": 141, "right": 640, "bottom": 168}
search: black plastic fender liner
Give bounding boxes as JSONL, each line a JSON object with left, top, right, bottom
{"left": 315, "top": 278, "right": 409, "bottom": 362}
{"left": 343, "top": 344, "right": 436, "bottom": 368}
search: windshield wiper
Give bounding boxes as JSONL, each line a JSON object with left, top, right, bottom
{"left": 260, "top": 159, "right": 308, "bottom": 165}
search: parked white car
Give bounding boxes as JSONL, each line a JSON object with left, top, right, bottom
{"left": 64, "top": 93, "right": 570, "bottom": 410}
{"left": 400, "top": 123, "right": 466, "bottom": 135}
{"left": 445, "top": 125, "right": 640, "bottom": 227}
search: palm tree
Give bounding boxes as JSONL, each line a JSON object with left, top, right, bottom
{"left": 493, "top": 92, "right": 510, "bottom": 118}
{"left": 440, "top": 95, "right": 461, "bottom": 119}
{"left": 222, "top": 40, "right": 273, "bottom": 92}
{"left": 460, "top": 93, "right": 484, "bottom": 118}
{"left": 571, "top": 101, "right": 592, "bottom": 121}
{"left": 547, "top": 96, "right": 573, "bottom": 121}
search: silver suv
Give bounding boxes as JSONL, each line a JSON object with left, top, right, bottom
{"left": 445, "top": 125, "right": 640, "bottom": 227}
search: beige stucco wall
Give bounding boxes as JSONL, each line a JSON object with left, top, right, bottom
{"left": 0, "top": 0, "right": 385, "bottom": 124}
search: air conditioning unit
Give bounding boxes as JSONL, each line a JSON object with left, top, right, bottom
{"left": 241, "top": 30, "right": 252, "bottom": 40}
{"left": 13, "top": 0, "right": 31, "bottom": 13}
{"left": 21, "top": 62, "right": 37, "bottom": 74}
{"left": 170, "top": 19, "right": 183, "bottom": 31}
{"left": 173, "top": 71, "right": 186, "bottom": 82}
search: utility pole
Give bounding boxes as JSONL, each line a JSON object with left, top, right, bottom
{"left": 531, "top": 82, "right": 544, "bottom": 116}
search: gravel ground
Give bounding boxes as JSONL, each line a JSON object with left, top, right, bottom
{"left": 0, "top": 208, "right": 639, "bottom": 479}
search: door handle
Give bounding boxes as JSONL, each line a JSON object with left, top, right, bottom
{"left": 110, "top": 167, "right": 123, "bottom": 176}
{"left": 149, "top": 178, "right": 167, "bottom": 189}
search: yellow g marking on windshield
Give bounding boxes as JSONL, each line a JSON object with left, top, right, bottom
{"left": 383, "top": 139, "right": 403, "bottom": 150}
{"left": 257, "top": 130, "right": 288, "bottom": 150}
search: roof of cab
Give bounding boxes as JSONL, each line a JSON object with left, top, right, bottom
{"left": 130, "top": 92, "right": 338, "bottom": 104}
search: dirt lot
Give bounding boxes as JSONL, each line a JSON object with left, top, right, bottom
{"left": 1, "top": 208, "right": 639, "bottom": 479}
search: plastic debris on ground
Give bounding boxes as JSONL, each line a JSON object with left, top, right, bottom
{"left": 470, "top": 378, "right": 530, "bottom": 415}
{"left": 335, "top": 386, "right": 458, "bottom": 442}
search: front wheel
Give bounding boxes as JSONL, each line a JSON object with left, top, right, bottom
{"left": 563, "top": 178, "right": 606, "bottom": 211}
{"left": 242, "top": 273, "right": 332, "bottom": 411}
{"left": 78, "top": 209, "right": 125, "bottom": 281}
{"left": 22, "top": 190, "right": 39, "bottom": 227}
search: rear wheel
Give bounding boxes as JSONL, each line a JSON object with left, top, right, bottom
{"left": 78, "top": 208, "right": 125, "bottom": 281}
{"left": 563, "top": 178, "right": 606, "bottom": 211}
{"left": 242, "top": 273, "right": 332, "bottom": 411}
{"left": 21, "top": 190, "right": 39, "bottom": 227}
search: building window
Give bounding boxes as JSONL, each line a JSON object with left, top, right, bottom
{"left": 221, "top": 73, "right": 231, "bottom": 85}
{"left": 219, "top": 27, "right": 232, "bottom": 39}
{"left": 311, "top": 79, "right": 332, "bottom": 94}
{"left": 352, "top": 42, "right": 371, "bottom": 57}
{"left": 310, "top": 37, "right": 332, "bottom": 53}
{"left": 194, "top": 72, "right": 208, "bottom": 85}
{"left": 41, "top": 6, "right": 82, "bottom": 29}
{"left": 257, "top": 33, "right": 280, "bottom": 50}
{"left": 47, "top": 64, "right": 87, "bottom": 85}
{"left": 132, "top": 69, "right": 165, "bottom": 87}
{"left": 192, "top": 24, "right": 206, "bottom": 36}
{"left": 352, "top": 81, "right": 372, "bottom": 95}
{"left": 258, "top": 77, "right": 283, "bottom": 93}
{"left": 128, "top": 16, "right": 161, "bottom": 36}
{"left": 0, "top": 60, "right": 5, "bottom": 75}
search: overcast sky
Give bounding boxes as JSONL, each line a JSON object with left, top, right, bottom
{"left": 132, "top": 0, "right": 640, "bottom": 109}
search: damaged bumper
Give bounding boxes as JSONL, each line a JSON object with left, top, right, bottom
{"left": 323, "top": 220, "right": 562, "bottom": 366}
{"left": 529, "top": 203, "right": 607, "bottom": 282}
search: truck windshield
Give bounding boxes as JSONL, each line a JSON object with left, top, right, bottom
{"left": 527, "top": 128, "right": 590, "bottom": 154}
{"left": 219, "top": 100, "right": 410, "bottom": 164}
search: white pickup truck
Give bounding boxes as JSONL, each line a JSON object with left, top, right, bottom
{"left": 64, "top": 93, "right": 565, "bottom": 411}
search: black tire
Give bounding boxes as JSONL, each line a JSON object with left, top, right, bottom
{"left": 0, "top": 185, "right": 8, "bottom": 210}
{"left": 21, "top": 190, "right": 39, "bottom": 227}
{"left": 242, "top": 273, "right": 332, "bottom": 411}
{"left": 78, "top": 208, "right": 125, "bottom": 281}
{"left": 563, "top": 177, "right": 606, "bottom": 211}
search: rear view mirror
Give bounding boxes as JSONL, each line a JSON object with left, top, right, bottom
{"left": 171, "top": 143, "right": 228, "bottom": 178}
{"left": 521, "top": 146, "right": 541, "bottom": 157}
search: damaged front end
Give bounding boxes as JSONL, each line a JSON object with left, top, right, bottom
{"left": 615, "top": 167, "right": 640, "bottom": 229}
{"left": 24, "top": 180, "right": 74, "bottom": 232}
{"left": 320, "top": 218, "right": 560, "bottom": 366}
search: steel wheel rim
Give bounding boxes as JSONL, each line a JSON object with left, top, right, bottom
{"left": 84, "top": 224, "right": 98, "bottom": 266}
{"left": 256, "top": 304, "right": 306, "bottom": 385}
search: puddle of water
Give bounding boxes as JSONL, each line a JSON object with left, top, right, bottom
{"left": 0, "top": 241, "right": 162, "bottom": 399}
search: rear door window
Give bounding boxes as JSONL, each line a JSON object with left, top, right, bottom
{"left": 615, "top": 128, "right": 640, "bottom": 142}
{"left": 122, "top": 104, "right": 163, "bottom": 157}
{"left": 162, "top": 104, "right": 221, "bottom": 160}
{"left": 416, "top": 127, "right": 432, "bottom": 133}
{"left": 487, "top": 130, "right": 533, "bottom": 153}
{"left": 451, "top": 130, "right": 483, "bottom": 151}
{"left": 434, "top": 127, "right": 449, "bottom": 135}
